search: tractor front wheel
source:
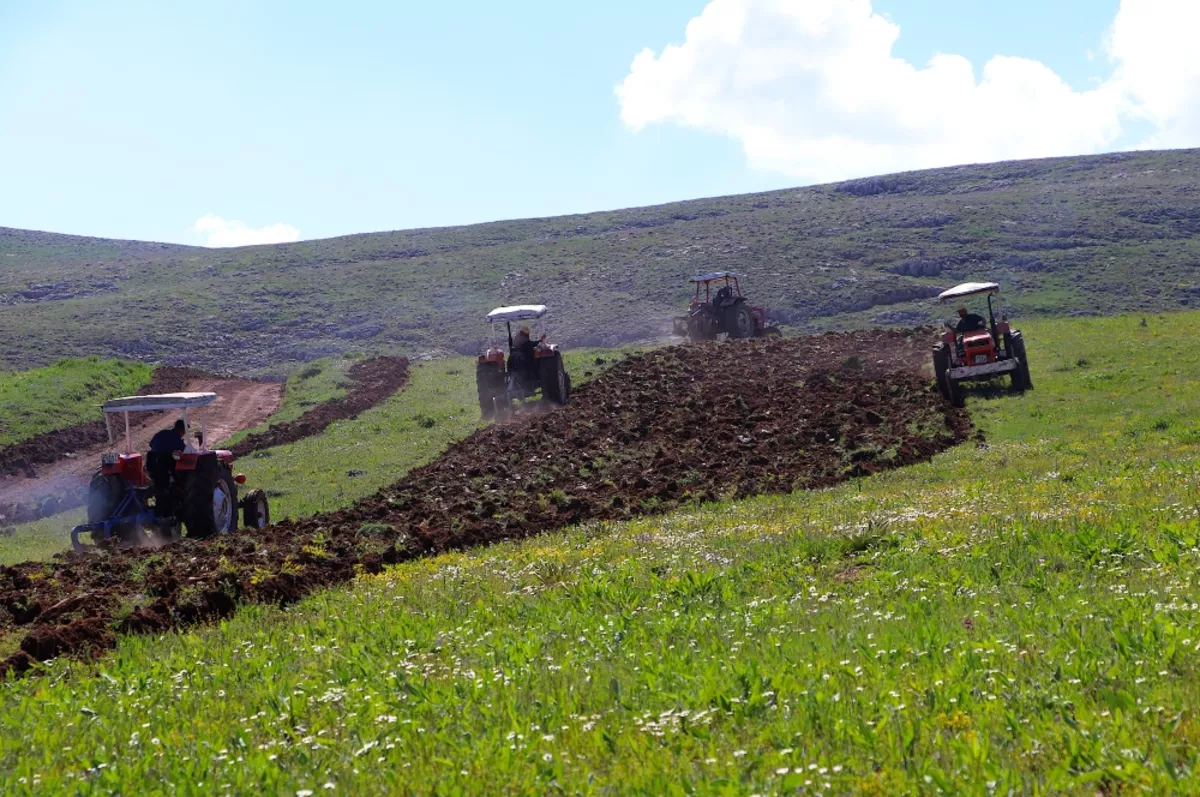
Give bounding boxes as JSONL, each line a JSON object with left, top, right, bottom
{"left": 181, "top": 459, "right": 237, "bottom": 539}
{"left": 1010, "top": 336, "right": 1033, "bottom": 392}
{"left": 242, "top": 488, "right": 270, "bottom": 529}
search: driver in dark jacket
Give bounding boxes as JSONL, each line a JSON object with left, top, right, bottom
{"left": 955, "top": 305, "right": 987, "bottom": 333}
{"left": 147, "top": 419, "right": 186, "bottom": 517}
{"left": 510, "top": 326, "right": 538, "bottom": 386}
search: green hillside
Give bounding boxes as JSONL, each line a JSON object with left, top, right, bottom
{"left": 3, "top": 313, "right": 1200, "bottom": 793}
{"left": 2, "top": 149, "right": 1199, "bottom": 374}
{"left": 0, "top": 357, "right": 151, "bottom": 447}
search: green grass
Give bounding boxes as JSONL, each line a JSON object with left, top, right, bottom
{"left": 4, "top": 315, "right": 1200, "bottom": 792}
{"left": 221, "top": 356, "right": 357, "bottom": 448}
{"left": 0, "top": 357, "right": 151, "bottom": 447}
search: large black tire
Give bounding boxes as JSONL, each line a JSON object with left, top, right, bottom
{"left": 943, "top": 368, "right": 965, "bottom": 408}
{"left": 476, "top": 362, "right": 502, "bottom": 420}
{"left": 539, "top": 354, "right": 569, "bottom": 405}
{"left": 1010, "top": 335, "right": 1033, "bottom": 392}
{"left": 86, "top": 471, "right": 125, "bottom": 524}
{"left": 727, "top": 304, "right": 755, "bottom": 339}
{"left": 932, "top": 344, "right": 951, "bottom": 400}
{"left": 181, "top": 458, "right": 237, "bottom": 539}
{"left": 242, "top": 488, "right": 270, "bottom": 529}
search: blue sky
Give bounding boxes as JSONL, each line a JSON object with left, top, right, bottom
{"left": 0, "top": 0, "right": 1186, "bottom": 246}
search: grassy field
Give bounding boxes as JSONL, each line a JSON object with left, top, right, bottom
{"left": 2, "top": 149, "right": 1199, "bottom": 373}
{"left": 0, "top": 357, "right": 151, "bottom": 448}
{"left": 2, "top": 313, "right": 1199, "bottom": 792}
{"left": 0, "top": 350, "right": 626, "bottom": 566}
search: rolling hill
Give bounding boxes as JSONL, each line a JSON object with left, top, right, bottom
{"left": 2, "top": 148, "right": 1198, "bottom": 374}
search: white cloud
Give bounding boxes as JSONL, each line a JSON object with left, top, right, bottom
{"left": 1107, "top": 0, "right": 1200, "bottom": 148}
{"left": 194, "top": 214, "right": 301, "bottom": 247}
{"left": 616, "top": 0, "right": 1197, "bottom": 182}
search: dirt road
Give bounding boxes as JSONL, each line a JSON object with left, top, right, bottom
{"left": 0, "top": 378, "right": 282, "bottom": 523}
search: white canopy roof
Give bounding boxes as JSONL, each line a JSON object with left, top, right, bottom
{"left": 691, "top": 271, "right": 745, "bottom": 283}
{"left": 938, "top": 282, "right": 1000, "bottom": 303}
{"left": 102, "top": 392, "right": 218, "bottom": 414}
{"left": 486, "top": 304, "right": 548, "bottom": 322}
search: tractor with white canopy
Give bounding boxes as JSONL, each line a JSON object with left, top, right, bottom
{"left": 70, "top": 391, "right": 271, "bottom": 550}
{"left": 931, "top": 282, "right": 1032, "bottom": 407}
{"left": 475, "top": 304, "right": 571, "bottom": 419}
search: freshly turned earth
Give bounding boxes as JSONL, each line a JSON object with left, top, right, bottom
{"left": 228, "top": 356, "right": 409, "bottom": 456}
{"left": 0, "top": 330, "right": 969, "bottom": 678}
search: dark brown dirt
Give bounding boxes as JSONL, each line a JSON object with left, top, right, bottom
{"left": 0, "top": 367, "right": 210, "bottom": 479}
{"left": 0, "top": 330, "right": 967, "bottom": 680}
{"left": 228, "top": 357, "right": 410, "bottom": 456}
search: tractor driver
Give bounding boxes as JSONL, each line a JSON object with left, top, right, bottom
{"left": 955, "top": 305, "right": 987, "bottom": 334}
{"left": 511, "top": 326, "right": 538, "bottom": 384}
{"left": 147, "top": 419, "right": 186, "bottom": 517}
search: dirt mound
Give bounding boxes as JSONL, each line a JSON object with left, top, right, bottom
{"left": 0, "top": 330, "right": 967, "bottom": 679}
{"left": 0, "top": 367, "right": 211, "bottom": 479}
{"left": 229, "top": 357, "right": 409, "bottom": 456}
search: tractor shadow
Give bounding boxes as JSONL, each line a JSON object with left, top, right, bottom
{"left": 962, "top": 380, "right": 1027, "bottom": 403}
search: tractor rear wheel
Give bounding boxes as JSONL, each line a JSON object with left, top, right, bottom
{"left": 181, "top": 458, "right": 237, "bottom": 539}
{"left": 727, "top": 305, "right": 754, "bottom": 339}
{"left": 1010, "top": 336, "right": 1033, "bottom": 392}
{"left": 242, "top": 488, "right": 270, "bottom": 529}
{"left": 476, "top": 362, "right": 503, "bottom": 420}
{"left": 540, "top": 354, "right": 569, "bottom": 405}
{"left": 942, "top": 368, "right": 964, "bottom": 408}
{"left": 932, "top": 344, "right": 951, "bottom": 401}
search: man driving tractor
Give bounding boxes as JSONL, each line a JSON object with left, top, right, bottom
{"left": 510, "top": 325, "right": 538, "bottom": 385}
{"left": 147, "top": 419, "right": 186, "bottom": 517}
{"left": 955, "top": 305, "right": 987, "bottom": 333}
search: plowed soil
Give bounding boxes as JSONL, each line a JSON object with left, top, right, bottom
{"left": 228, "top": 357, "right": 409, "bottom": 456}
{"left": 0, "top": 330, "right": 968, "bottom": 679}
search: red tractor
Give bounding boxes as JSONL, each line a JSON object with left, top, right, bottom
{"left": 475, "top": 304, "right": 572, "bottom": 420}
{"left": 70, "top": 392, "right": 271, "bottom": 550}
{"left": 931, "top": 282, "right": 1032, "bottom": 407}
{"left": 672, "top": 272, "right": 782, "bottom": 341}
